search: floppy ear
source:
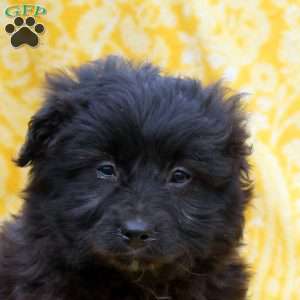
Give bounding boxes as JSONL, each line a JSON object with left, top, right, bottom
{"left": 14, "top": 72, "right": 79, "bottom": 167}
{"left": 202, "top": 82, "right": 252, "bottom": 196}
{"left": 14, "top": 56, "right": 126, "bottom": 167}
{"left": 221, "top": 86, "right": 253, "bottom": 199}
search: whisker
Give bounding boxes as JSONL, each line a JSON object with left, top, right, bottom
{"left": 134, "top": 282, "right": 172, "bottom": 300}
{"left": 132, "top": 267, "right": 145, "bottom": 283}
{"left": 177, "top": 263, "right": 207, "bottom": 278}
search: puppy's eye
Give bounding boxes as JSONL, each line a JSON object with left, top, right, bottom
{"left": 169, "top": 168, "right": 191, "bottom": 185}
{"left": 96, "top": 162, "right": 117, "bottom": 180}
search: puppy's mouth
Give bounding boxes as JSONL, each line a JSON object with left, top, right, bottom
{"left": 105, "top": 250, "right": 193, "bottom": 283}
{"left": 95, "top": 246, "right": 179, "bottom": 274}
{"left": 107, "top": 248, "right": 164, "bottom": 272}
{"left": 111, "top": 257, "right": 160, "bottom": 273}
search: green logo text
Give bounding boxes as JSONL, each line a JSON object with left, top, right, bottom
{"left": 5, "top": 5, "right": 47, "bottom": 17}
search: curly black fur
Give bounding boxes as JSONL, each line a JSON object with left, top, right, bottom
{"left": 0, "top": 56, "right": 252, "bottom": 300}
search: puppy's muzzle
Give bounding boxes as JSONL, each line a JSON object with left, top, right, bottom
{"left": 120, "top": 218, "right": 155, "bottom": 249}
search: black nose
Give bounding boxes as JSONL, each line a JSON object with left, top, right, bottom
{"left": 121, "top": 219, "right": 153, "bottom": 247}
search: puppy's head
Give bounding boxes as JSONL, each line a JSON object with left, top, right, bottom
{"left": 16, "top": 56, "right": 251, "bottom": 276}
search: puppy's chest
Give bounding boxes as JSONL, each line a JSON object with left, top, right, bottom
{"left": 63, "top": 279, "right": 205, "bottom": 300}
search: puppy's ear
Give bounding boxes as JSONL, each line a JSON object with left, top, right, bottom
{"left": 219, "top": 84, "right": 253, "bottom": 197}
{"left": 14, "top": 72, "right": 78, "bottom": 167}
{"left": 202, "top": 82, "right": 252, "bottom": 194}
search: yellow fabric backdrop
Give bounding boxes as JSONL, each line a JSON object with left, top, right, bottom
{"left": 0, "top": 0, "right": 299, "bottom": 299}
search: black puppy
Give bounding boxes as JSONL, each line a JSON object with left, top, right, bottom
{"left": 0, "top": 56, "right": 252, "bottom": 300}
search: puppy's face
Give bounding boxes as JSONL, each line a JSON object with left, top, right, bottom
{"left": 17, "top": 57, "right": 251, "bottom": 275}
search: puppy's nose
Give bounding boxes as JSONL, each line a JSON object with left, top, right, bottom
{"left": 121, "top": 219, "right": 153, "bottom": 247}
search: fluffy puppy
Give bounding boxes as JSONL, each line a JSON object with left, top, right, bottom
{"left": 0, "top": 56, "right": 252, "bottom": 300}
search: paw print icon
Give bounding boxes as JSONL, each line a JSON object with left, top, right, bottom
{"left": 5, "top": 16, "right": 45, "bottom": 48}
